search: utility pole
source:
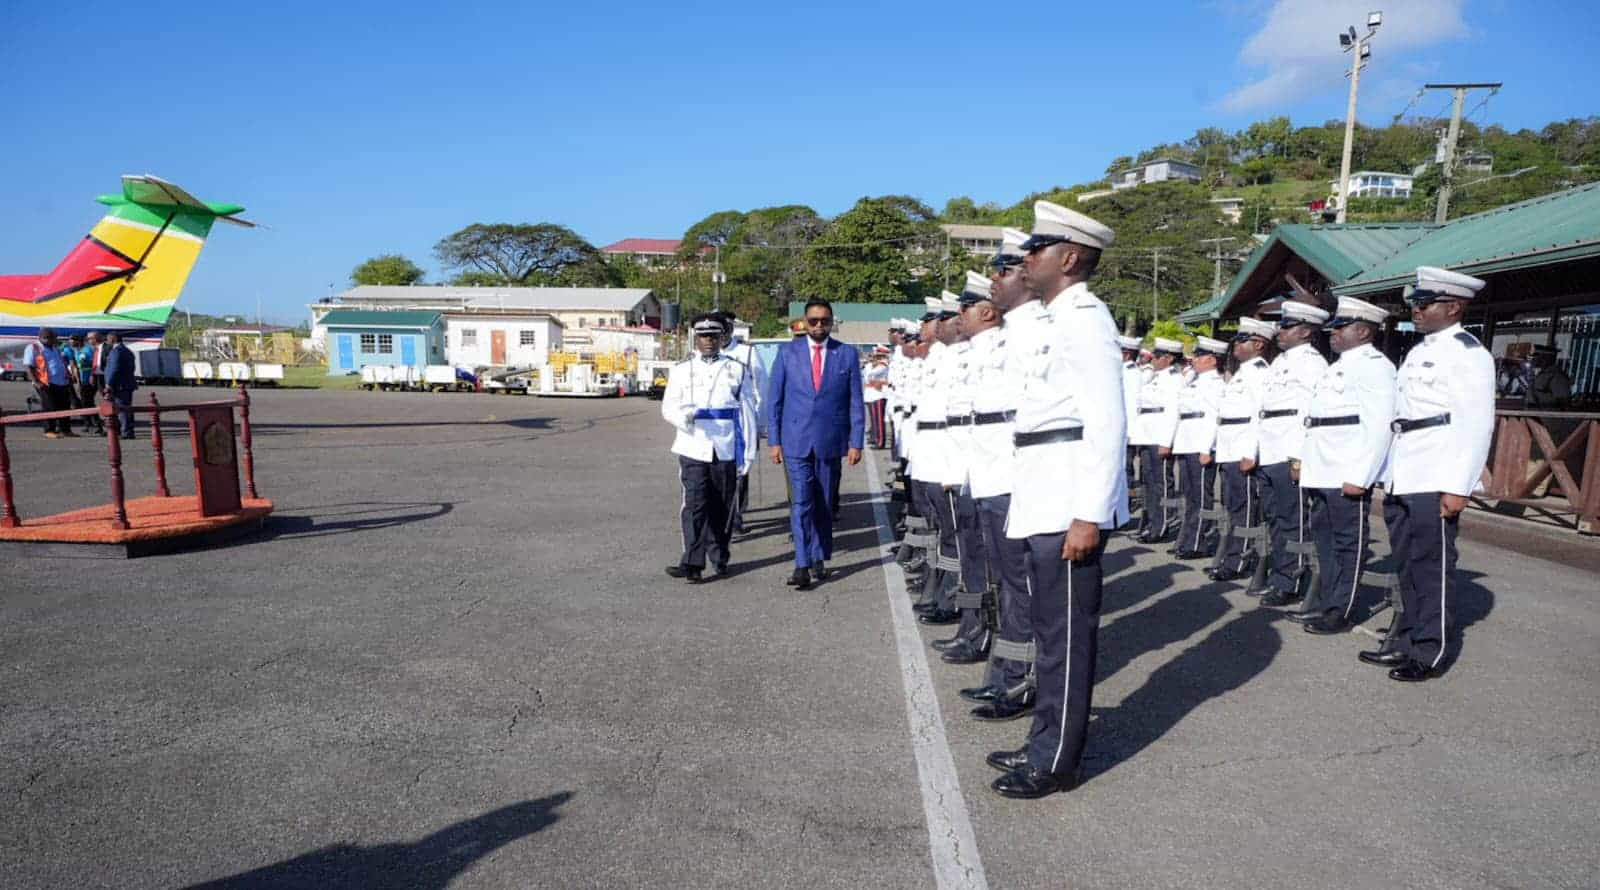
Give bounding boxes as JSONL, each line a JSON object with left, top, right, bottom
{"left": 1335, "top": 12, "right": 1382, "bottom": 224}
{"left": 1150, "top": 247, "right": 1163, "bottom": 324}
{"left": 712, "top": 244, "right": 722, "bottom": 312}
{"left": 1199, "top": 237, "right": 1234, "bottom": 297}
{"left": 1425, "top": 82, "right": 1502, "bottom": 223}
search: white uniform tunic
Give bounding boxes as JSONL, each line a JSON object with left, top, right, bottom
{"left": 1121, "top": 360, "right": 1143, "bottom": 442}
{"left": 662, "top": 354, "right": 758, "bottom": 472}
{"left": 1006, "top": 285, "right": 1128, "bottom": 538}
{"left": 909, "top": 343, "right": 952, "bottom": 483}
{"left": 1300, "top": 343, "right": 1397, "bottom": 490}
{"left": 1128, "top": 365, "right": 1182, "bottom": 447}
{"left": 1171, "top": 368, "right": 1223, "bottom": 455}
{"left": 1257, "top": 343, "right": 1329, "bottom": 466}
{"left": 939, "top": 340, "right": 977, "bottom": 487}
{"left": 1215, "top": 356, "right": 1269, "bottom": 463}
{"left": 965, "top": 326, "right": 1021, "bottom": 500}
{"left": 1385, "top": 323, "right": 1496, "bottom": 497}
{"left": 897, "top": 353, "right": 925, "bottom": 462}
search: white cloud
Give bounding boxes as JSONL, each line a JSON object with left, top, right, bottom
{"left": 1218, "top": 0, "right": 1469, "bottom": 112}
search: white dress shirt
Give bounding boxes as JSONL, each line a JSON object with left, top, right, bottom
{"left": 1171, "top": 368, "right": 1223, "bottom": 455}
{"left": 1121, "top": 360, "right": 1143, "bottom": 443}
{"left": 1214, "top": 356, "right": 1270, "bottom": 463}
{"left": 1258, "top": 342, "right": 1329, "bottom": 466}
{"left": 1129, "top": 365, "right": 1182, "bottom": 447}
{"left": 662, "top": 353, "right": 759, "bottom": 472}
{"left": 1006, "top": 285, "right": 1129, "bottom": 537}
{"left": 909, "top": 342, "right": 952, "bottom": 483}
{"left": 963, "top": 326, "right": 1020, "bottom": 499}
{"left": 1385, "top": 323, "right": 1496, "bottom": 497}
{"left": 1299, "top": 342, "right": 1397, "bottom": 490}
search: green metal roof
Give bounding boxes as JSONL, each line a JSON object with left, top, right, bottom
{"left": 1217, "top": 222, "right": 1436, "bottom": 318}
{"left": 1174, "top": 293, "right": 1228, "bottom": 324}
{"left": 787, "top": 301, "right": 925, "bottom": 322}
{"left": 1334, "top": 182, "right": 1600, "bottom": 298}
{"left": 319, "top": 309, "right": 442, "bottom": 328}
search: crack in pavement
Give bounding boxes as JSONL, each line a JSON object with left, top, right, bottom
{"left": 1193, "top": 734, "right": 1426, "bottom": 771}
{"left": 251, "top": 648, "right": 304, "bottom": 672}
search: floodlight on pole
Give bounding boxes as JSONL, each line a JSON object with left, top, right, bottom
{"left": 1333, "top": 11, "right": 1381, "bottom": 224}
{"left": 1368, "top": 11, "right": 1382, "bottom": 28}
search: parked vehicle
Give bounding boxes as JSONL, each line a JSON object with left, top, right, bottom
{"left": 136, "top": 348, "right": 183, "bottom": 385}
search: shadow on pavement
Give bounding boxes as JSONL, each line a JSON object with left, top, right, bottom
{"left": 259, "top": 501, "right": 456, "bottom": 541}
{"left": 1440, "top": 569, "right": 1496, "bottom": 673}
{"left": 182, "top": 792, "right": 573, "bottom": 889}
{"left": 1097, "top": 584, "right": 1232, "bottom": 684}
{"left": 1084, "top": 608, "right": 1282, "bottom": 783}
{"left": 249, "top": 417, "right": 557, "bottom": 434}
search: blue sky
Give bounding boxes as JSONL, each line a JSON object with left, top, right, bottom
{"left": 2, "top": 0, "right": 1595, "bottom": 323}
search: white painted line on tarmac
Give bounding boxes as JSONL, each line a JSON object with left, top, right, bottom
{"left": 863, "top": 453, "right": 988, "bottom": 890}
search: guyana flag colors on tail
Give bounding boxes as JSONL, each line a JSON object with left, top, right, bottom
{"left": 0, "top": 174, "right": 253, "bottom": 354}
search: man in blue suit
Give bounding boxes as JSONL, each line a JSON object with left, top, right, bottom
{"left": 766, "top": 298, "right": 865, "bottom": 590}
{"left": 104, "top": 332, "right": 139, "bottom": 440}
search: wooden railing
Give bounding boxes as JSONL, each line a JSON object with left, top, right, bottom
{"left": 1482, "top": 409, "right": 1600, "bottom": 534}
{"left": 0, "top": 383, "right": 257, "bottom": 531}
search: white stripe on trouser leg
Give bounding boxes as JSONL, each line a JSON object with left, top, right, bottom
{"left": 1295, "top": 483, "right": 1304, "bottom": 573}
{"left": 947, "top": 491, "right": 962, "bottom": 566}
{"left": 1344, "top": 497, "right": 1365, "bottom": 619}
{"left": 1236, "top": 470, "right": 1252, "bottom": 574}
{"left": 679, "top": 463, "right": 690, "bottom": 556}
{"left": 1434, "top": 513, "right": 1447, "bottom": 669}
{"left": 1051, "top": 555, "right": 1074, "bottom": 774}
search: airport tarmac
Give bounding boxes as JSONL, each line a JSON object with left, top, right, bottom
{"left": 2, "top": 385, "right": 1597, "bottom": 889}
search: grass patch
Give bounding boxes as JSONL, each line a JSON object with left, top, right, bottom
{"left": 279, "top": 365, "right": 362, "bottom": 390}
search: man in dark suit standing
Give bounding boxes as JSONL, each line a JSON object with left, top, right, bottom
{"left": 766, "top": 298, "right": 865, "bottom": 590}
{"left": 104, "top": 332, "right": 139, "bottom": 440}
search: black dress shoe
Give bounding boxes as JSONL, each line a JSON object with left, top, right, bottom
{"left": 931, "top": 634, "right": 964, "bottom": 652}
{"left": 960, "top": 685, "right": 1004, "bottom": 704}
{"left": 713, "top": 562, "right": 731, "bottom": 578}
{"left": 809, "top": 562, "right": 829, "bottom": 583}
{"left": 665, "top": 564, "right": 702, "bottom": 581}
{"left": 1358, "top": 649, "right": 1407, "bottom": 667}
{"left": 992, "top": 766, "right": 1075, "bottom": 799}
{"left": 916, "top": 608, "right": 959, "bottom": 626}
{"left": 972, "top": 693, "right": 1034, "bottom": 722}
{"left": 1282, "top": 610, "right": 1315, "bottom": 624}
{"left": 912, "top": 601, "right": 938, "bottom": 616}
{"left": 1210, "top": 568, "right": 1244, "bottom": 582}
{"left": 1389, "top": 660, "right": 1440, "bottom": 682}
{"left": 941, "top": 640, "right": 990, "bottom": 665}
{"left": 788, "top": 568, "right": 813, "bottom": 590}
{"left": 1259, "top": 589, "right": 1302, "bottom": 608}
{"left": 985, "top": 748, "right": 1029, "bottom": 773}
{"left": 1303, "top": 614, "right": 1351, "bottom": 635}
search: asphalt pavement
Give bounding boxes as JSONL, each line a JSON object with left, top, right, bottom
{"left": 2, "top": 383, "right": 1596, "bottom": 889}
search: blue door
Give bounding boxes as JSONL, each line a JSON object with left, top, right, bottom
{"left": 401, "top": 335, "right": 417, "bottom": 366}
{"left": 337, "top": 334, "right": 354, "bottom": 370}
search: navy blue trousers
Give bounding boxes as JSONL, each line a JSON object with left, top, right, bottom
{"left": 978, "top": 494, "right": 1031, "bottom": 693}
{"left": 1259, "top": 461, "right": 1307, "bottom": 596}
{"left": 1023, "top": 531, "right": 1107, "bottom": 779}
{"left": 1385, "top": 492, "right": 1459, "bottom": 669}
{"left": 1217, "top": 462, "right": 1260, "bottom": 575}
{"left": 784, "top": 453, "right": 840, "bottom": 569}
{"left": 1305, "top": 488, "right": 1372, "bottom": 619}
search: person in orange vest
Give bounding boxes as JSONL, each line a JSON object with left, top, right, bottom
{"left": 23, "top": 327, "right": 76, "bottom": 439}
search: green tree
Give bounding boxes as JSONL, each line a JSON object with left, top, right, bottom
{"left": 350, "top": 253, "right": 425, "bottom": 286}
{"left": 794, "top": 197, "right": 926, "bottom": 303}
{"left": 433, "top": 223, "right": 613, "bottom": 286}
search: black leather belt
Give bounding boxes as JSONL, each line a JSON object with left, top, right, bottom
{"left": 1260, "top": 408, "right": 1298, "bottom": 419}
{"left": 1178, "top": 411, "right": 1204, "bottom": 420}
{"left": 945, "top": 415, "right": 975, "bottom": 427}
{"left": 1138, "top": 407, "right": 1164, "bottom": 414}
{"left": 1218, "top": 417, "right": 1251, "bottom": 426}
{"left": 972, "top": 410, "right": 1015, "bottom": 426}
{"left": 1305, "top": 415, "right": 1359, "bottom": 428}
{"left": 1392, "top": 413, "right": 1450, "bottom": 433}
{"left": 1014, "top": 427, "right": 1084, "bottom": 448}
{"left": 917, "top": 420, "right": 947, "bottom": 431}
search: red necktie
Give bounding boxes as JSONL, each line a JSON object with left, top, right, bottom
{"left": 93, "top": 346, "right": 101, "bottom": 372}
{"left": 811, "top": 343, "right": 823, "bottom": 392}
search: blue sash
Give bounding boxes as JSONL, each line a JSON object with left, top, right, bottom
{"left": 694, "top": 407, "right": 745, "bottom": 467}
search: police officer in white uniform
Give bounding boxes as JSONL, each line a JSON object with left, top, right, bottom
{"left": 910, "top": 301, "right": 964, "bottom": 625}
{"left": 661, "top": 315, "right": 759, "bottom": 582}
{"left": 1362, "top": 267, "right": 1495, "bottom": 681}
{"left": 1172, "top": 336, "right": 1228, "bottom": 559}
{"left": 985, "top": 201, "right": 1126, "bottom": 800}
{"left": 1119, "top": 334, "right": 1143, "bottom": 501}
{"left": 716, "top": 312, "right": 766, "bottom": 535}
{"left": 1257, "top": 300, "right": 1331, "bottom": 608}
{"left": 934, "top": 289, "right": 994, "bottom": 662}
{"left": 1298, "top": 297, "right": 1396, "bottom": 634}
{"left": 960, "top": 230, "right": 1044, "bottom": 721}
{"left": 1129, "top": 338, "right": 1183, "bottom": 542}
{"left": 1209, "top": 317, "right": 1275, "bottom": 582}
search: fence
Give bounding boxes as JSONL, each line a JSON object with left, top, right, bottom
{"left": 1481, "top": 409, "right": 1600, "bottom": 534}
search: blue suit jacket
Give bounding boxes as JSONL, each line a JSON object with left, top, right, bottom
{"left": 766, "top": 336, "right": 865, "bottom": 460}
{"left": 105, "top": 344, "right": 138, "bottom": 392}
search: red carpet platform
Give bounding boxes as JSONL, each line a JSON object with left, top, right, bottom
{"left": 0, "top": 495, "right": 273, "bottom": 558}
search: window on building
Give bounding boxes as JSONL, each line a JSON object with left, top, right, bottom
{"left": 461, "top": 328, "right": 477, "bottom": 346}
{"left": 577, "top": 317, "right": 586, "bottom": 328}
{"left": 519, "top": 330, "right": 537, "bottom": 346}
{"left": 360, "top": 333, "right": 376, "bottom": 354}
{"left": 377, "top": 334, "right": 393, "bottom": 353}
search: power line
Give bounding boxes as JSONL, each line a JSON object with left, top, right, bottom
{"left": 1390, "top": 86, "right": 1428, "bottom": 125}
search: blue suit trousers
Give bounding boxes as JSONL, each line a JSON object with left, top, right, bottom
{"left": 784, "top": 453, "right": 840, "bottom": 568}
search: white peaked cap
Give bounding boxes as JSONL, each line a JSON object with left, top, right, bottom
{"left": 1117, "top": 335, "right": 1142, "bottom": 350}
{"left": 1153, "top": 337, "right": 1183, "bottom": 354}
{"left": 1332, "top": 296, "right": 1390, "bottom": 324}
{"left": 1000, "top": 227, "right": 1029, "bottom": 257}
{"left": 1024, "top": 200, "right": 1115, "bottom": 250}
{"left": 692, "top": 318, "right": 724, "bottom": 335}
{"left": 1280, "top": 300, "right": 1331, "bottom": 324}
{"left": 1415, "top": 265, "right": 1486, "bottom": 299}
{"left": 924, "top": 296, "right": 944, "bottom": 313}
{"left": 962, "top": 270, "right": 993, "bottom": 299}
{"left": 939, "top": 295, "right": 964, "bottom": 313}
{"left": 1195, "top": 336, "right": 1228, "bottom": 355}
{"left": 1237, "top": 317, "right": 1276, "bottom": 338}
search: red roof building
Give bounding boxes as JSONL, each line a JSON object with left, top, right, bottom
{"left": 600, "top": 238, "right": 683, "bottom": 256}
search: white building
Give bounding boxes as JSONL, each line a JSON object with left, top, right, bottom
{"left": 1210, "top": 196, "right": 1245, "bottom": 224}
{"left": 446, "top": 314, "right": 563, "bottom": 369}
{"left": 1111, "top": 157, "right": 1203, "bottom": 190}
{"left": 1329, "top": 171, "right": 1414, "bottom": 201}
{"left": 309, "top": 286, "right": 661, "bottom": 348}
{"left": 938, "top": 224, "right": 1004, "bottom": 257}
